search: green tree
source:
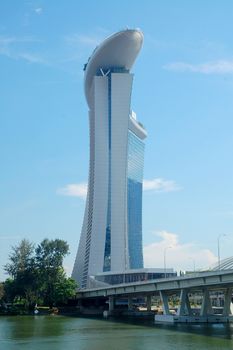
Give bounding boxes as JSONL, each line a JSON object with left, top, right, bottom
{"left": 0, "top": 282, "right": 4, "bottom": 301}
{"left": 35, "top": 239, "right": 72, "bottom": 307}
{"left": 4, "top": 239, "right": 38, "bottom": 306}
{"left": 3, "top": 278, "right": 17, "bottom": 303}
{"left": 4, "top": 238, "right": 77, "bottom": 308}
{"left": 4, "top": 239, "right": 34, "bottom": 278}
{"left": 35, "top": 239, "right": 69, "bottom": 271}
{"left": 53, "top": 274, "right": 77, "bottom": 305}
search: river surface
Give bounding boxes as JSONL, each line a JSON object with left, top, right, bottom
{"left": 1, "top": 316, "right": 233, "bottom": 349}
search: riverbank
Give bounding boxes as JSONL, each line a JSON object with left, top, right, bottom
{"left": 0, "top": 306, "right": 80, "bottom": 317}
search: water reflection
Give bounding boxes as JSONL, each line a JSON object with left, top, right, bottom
{"left": 0, "top": 316, "right": 233, "bottom": 350}
{"left": 2, "top": 316, "right": 65, "bottom": 340}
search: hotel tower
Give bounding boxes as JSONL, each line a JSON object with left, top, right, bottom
{"left": 72, "top": 29, "right": 147, "bottom": 289}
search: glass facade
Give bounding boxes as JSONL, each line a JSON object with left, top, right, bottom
{"left": 95, "top": 271, "right": 177, "bottom": 285}
{"left": 103, "top": 69, "right": 145, "bottom": 273}
{"left": 127, "top": 130, "right": 144, "bottom": 269}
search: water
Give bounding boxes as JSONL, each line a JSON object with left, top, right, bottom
{"left": 0, "top": 316, "right": 233, "bottom": 349}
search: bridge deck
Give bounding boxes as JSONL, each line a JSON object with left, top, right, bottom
{"left": 77, "top": 270, "right": 233, "bottom": 298}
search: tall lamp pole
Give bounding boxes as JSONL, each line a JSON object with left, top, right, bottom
{"left": 189, "top": 257, "right": 196, "bottom": 272}
{"left": 218, "top": 234, "right": 226, "bottom": 271}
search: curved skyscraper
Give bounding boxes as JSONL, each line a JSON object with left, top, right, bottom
{"left": 72, "top": 29, "right": 147, "bottom": 289}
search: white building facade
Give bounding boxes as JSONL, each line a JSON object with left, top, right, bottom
{"left": 72, "top": 29, "right": 147, "bottom": 289}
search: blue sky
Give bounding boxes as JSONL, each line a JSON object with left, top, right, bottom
{"left": 1, "top": 0, "right": 233, "bottom": 280}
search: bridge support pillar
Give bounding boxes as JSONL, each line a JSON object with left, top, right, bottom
{"left": 200, "top": 289, "right": 213, "bottom": 316}
{"left": 128, "top": 296, "right": 133, "bottom": 311}
{"left": 223, "top": 288, "right": 233, "bottom": 316}
{"left": 147, "top": 295, "right": 152, "bottom": 311}
{"left": 160, "top": 291, "right": 170, "bottom": 315}
{"left": 77, "top": 299, "right": 84, "bottom": 313}
{"left": 108, "top": 296, "right": 114, "bottom": 313}
{"left": 177, "top": 289, "right": 192, "bottom": 316}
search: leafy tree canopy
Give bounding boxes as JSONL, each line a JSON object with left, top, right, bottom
{"left": 3, "top": 238, "right": 77, "bottom": 308}
{"left": 35, "top": 238, "right": 69, "bottom": 270}
{"left": 0, "top": 283, "right": 4, "bottom": 301}
{"left": 4, "top": 239, "right": 34, "bottom": 278}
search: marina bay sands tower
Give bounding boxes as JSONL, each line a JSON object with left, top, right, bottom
{"left": 72, "top": 29, "right": 147, "bottom": 289}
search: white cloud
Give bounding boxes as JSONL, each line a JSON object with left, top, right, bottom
{"left": 144, "top": 231, "right": 217, "bottom": 272}
{"left": 0, "top": 35, "right": 46, "bottom": 64}
{"left": 143, "top": 178, "right": 181, "bottom": 192}
{"left": 0, "top": 35, "right": 41, "bottom": 46}
{"left": 0, "top": 36, "right": 16, "bottom": 46}
{"left": 57, "top": 178, "right": 180, "bottom": 199}
{"left": 63, "top": 263, "right": 73, "bottom": 277}
{"left": 0, "top": 36, "right": 23, "bottom": 56}
{"left": 18, "top": 52, "right": 46, "bottom": 64}
{"left": 64, "top": 34, "right": 102, "bottom": 47}
{"left": 56, "top": 183, "right": 87, "bottom": 199}
{"left": 164, "top": 60, "right": 233, "bottom": 74}
{"left": 34, "top": 8, "right": 43, "bottom": 15}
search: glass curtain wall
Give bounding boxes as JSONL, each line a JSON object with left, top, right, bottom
{"left": 127, "top": 130, "right": 144, "bottom": 269}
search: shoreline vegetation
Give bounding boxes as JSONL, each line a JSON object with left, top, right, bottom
{"left": 0, "top": 305, "right": 80, "bottom": 316}
{"left": 0, "top": 238, "right": 78, "bottom": 315}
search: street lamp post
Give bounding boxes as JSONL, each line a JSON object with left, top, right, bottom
{"left": 218, "top": 234, "right": 226, "bottom": 271}
{"left": 164, "top": 246, "right": 172, "bottom": 278}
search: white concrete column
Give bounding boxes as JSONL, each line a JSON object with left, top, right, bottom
{"left": 160, "top": 291, "right": 170, "bottom": 315}
{"left": 200, "top": 289, "right": 213, "bottom": 316}
{"left": 147, "top": 295, "right": 152, "bottom": 311}
{"left": 177, "top": 289, "right": 192, "bottom": 316}
{"left": 185, "top": 292, "right": 192, "bottom": 316}
{"left": 78, "top": 299, "right": 84, "bottom": 312}
{"left": 109, "top": 296, "right": 114, "bottom": 312}
{"left": 128, "top": 296, "right": 133, "bottom": 311}
{"left": 223, "top": 288, "right": 233, "bottom": 316}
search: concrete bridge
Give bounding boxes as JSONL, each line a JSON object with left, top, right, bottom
{"left": 76, "top": 270, "right": 233, "bottom": 323}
